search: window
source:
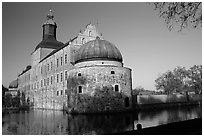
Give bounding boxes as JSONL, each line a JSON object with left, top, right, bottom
{"left": 65, "top": 71, "right": 68, "bottom": 80}
{"left": 89, "top": 31, "right": 91, "bottom": 36}
{"left": 47, "top": 77, "right": 49, "bottom": 85}
{"left": 41, "top": 80, "right": 43, "bottom": 87}
{"left": 61, "top": 90, "right": 63, "bottom": 95}
{"left": 57, "top": 91, "right": 59, "bottom": 96}
{"left": 125, "top": 97, "right": 130, "bottom": 107}
{"left": 82, "top": 38, "right": 86, "bottom": 44}
{"left": 51, "top": 76, "right": 53, "bottom": 84}
{"left": 78, "top": 86, "right": 82, "bottom": 94}
{"left": 57, "top": 59, "right": 59, "bottom": 67}
{"left": 65, "top": 54, "right": 67, "bottom": 64}
{"left": 61, "top": 57, "right": 63, "bottom": 66}
{"left": 51, "top": 62, "right": 53, "bottom": 70}
{"left": 111, "top": 71, "right": 115, "bottom": 74}
{"left": 44, "top": 79, "right": 46, "bottom": 86}
{"left": 48, "top": 64, "right": 49, "bottom": 71}
{"left": 61, "top": 72, "right": 63, "bottom": 82}
{"left": 78, "top": 73, "right": 81, "bottom": 76}
{"left": 57, "top": 74, "right": 59, "bottom": 83}
{"left": 115, "top": 85, "right": 119, "bottom": 92}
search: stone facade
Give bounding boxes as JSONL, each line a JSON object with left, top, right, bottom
{"left": 12, "top": 10, "right": 132, "bottom": 112}
{"left": 67, "top": 64, "right": 132, "bottom": 113}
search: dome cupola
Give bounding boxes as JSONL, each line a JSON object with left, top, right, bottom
{"left": 75, "top": 37, "right": 123, "bottom": 64}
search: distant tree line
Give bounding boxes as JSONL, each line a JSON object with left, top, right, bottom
{"left": 155, "top": 65, "right": 202, "bottom": 94}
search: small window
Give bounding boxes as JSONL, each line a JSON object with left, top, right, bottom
{"left": 61, "top": 90, "right": 63, "bottom": 95}
{"left": 47, "top": 78, "right": 49, "bottom": 85}
{"left": 115, "top": 85, "right": 119, "bottom": 92}
{"left": 78, "top": 86, "right": 82, "bottom": 94}
{"left": 111, "top": 71, "right": 115, "bottom": 74}
{"left": 41, "top": 80, "right": 43, "bottom": 87}
{"left": 61, "top": 57, "right": 63, "bottom": 66}
{"left": 57, "top": 91, "right": 59, "bottom": 96}
{"left": 61, "top": 72, "right": 63, "bottom": 82}
{"left": 78, "top": 73, "right": 81, "bottom": 76}
{"left": 51, "top": 76, "right": 53, "bottom": 84}
{"left": 47, "top": 64, "right": 49, "bottom": 71}
{"left": 65, "top": 71, "right": 68, "bottom": 80}
{"left": 57, "top": 74, "right": 59, "bottom": 83}
{"left": 102, "top": 62, "right": 104, "bottom": 64}
{"left": 57, "top": 59, "right": 59, "bottom": 67}
{"left": 89, "top": 31, "right": 91, "bottom": 36}
{"left": 51, "top": 62, "right": 53, "bottom": 70}
{"left": 44, "top": 79, "right": 46, "bottom": 86}
{"left": 65, "top": 54, "right": 67, "bottom": 64}
{"left": 125, "top": 97, "right": 130, "bottom": 107}
{"left": 82, "top": 38, "right": 85, "bottom": 44}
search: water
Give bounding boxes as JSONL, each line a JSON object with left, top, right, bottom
{"left": 2, "top": 105, "right": 202, "bottom": 135}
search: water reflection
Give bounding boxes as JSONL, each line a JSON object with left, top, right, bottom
{"left": 2, "top": 105, "right": 202, "bottom": 135}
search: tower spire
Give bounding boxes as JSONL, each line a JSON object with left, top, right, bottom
{"left": 47, "top": 9, "right": 54, "bottom": 20}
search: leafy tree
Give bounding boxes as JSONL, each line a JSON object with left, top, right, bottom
{"left": 187, "top": 65, "right": 202, "bottom": 93}
{"left": 152, "top": 2, "right": 202, "bottom": 31}
{"left": 2, "top": 85, "right": 8, "bottom": 107}
{"left": 4, "top": 93, "right": 12, "bottom": 107}
{"left": 155, "top": 65, "right": 202, "bottom": 94}
{"left": 155, "top": 70, "right": 182, "bottom": 94}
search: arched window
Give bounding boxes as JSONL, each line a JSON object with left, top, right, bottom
{"left": 78, "top": 86, "right": 83, "bottom": 94}
{"left": 82, "top": 38, "right": 85, "bottom": 44}
{"left": 89, "top": 31, "right": 91, "bottom": 36}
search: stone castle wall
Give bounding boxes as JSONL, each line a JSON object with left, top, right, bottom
{"left": 67, "top": 65, "right": 132, "bottom": 113}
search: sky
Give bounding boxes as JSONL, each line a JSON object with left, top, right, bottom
{"left": 2, "top": 2, "right": 202, "bottom": 90}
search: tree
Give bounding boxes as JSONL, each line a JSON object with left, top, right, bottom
{"left": 152, "top": 2, "right": 202, "bottom": 31}
{"left": 155, "top": 65, "right": 202, "bottom": 94}
{"left": 155, "top": 70, "right": 182, "bottom": 94}
{"left": 2, "top": 85, "right": 8, "bottom": 107}
{"left": 187, "top": 65, "right": 202, "bottom": 94}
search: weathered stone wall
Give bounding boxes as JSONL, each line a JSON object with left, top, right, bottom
{"left": 67, "top": 66, "right": 132, "bottom": 113}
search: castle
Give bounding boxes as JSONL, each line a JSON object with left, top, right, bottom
{"left": 9, "top": 10, "right": 132, "bottom": 113}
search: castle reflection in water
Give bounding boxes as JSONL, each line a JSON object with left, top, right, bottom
{"left": 2, "top": 105, "right": 202, "bottom": 135}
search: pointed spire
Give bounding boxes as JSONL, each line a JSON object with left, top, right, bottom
{"left": 47, "top": 9, "right": 54, "bottom": 20}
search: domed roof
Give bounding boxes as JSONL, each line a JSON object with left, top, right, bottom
{"left": 9, "top": 79, "right": 18, "bottom": 88}
{"left": 35, "top": 35, "right": 64, "bottom": 51}
{"left": 75, "top": 37, "right": 123, "bottom": 64}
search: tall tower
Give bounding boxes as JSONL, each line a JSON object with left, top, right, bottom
{"left": 42, "top": 9, "right": 57, "bottom": 39}
{"left": 31, "top": 10, "right": 64, "bottom": 67}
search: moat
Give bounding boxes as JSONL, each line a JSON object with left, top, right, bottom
{"left": 2, "top": 105, "right": 202, "bottom": 135}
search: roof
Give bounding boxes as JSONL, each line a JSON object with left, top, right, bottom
{"left": 18, "top": 65, "right": 31, "bottom": 77}
{"left": 39, "top": 36, "right": 77, "bottom": 63}
{"left": 75, "top": 37, "right": 123, "bottom": 64}
{"left": 9, "top": 79, "right": 18, "bottom": 88}
{"left": 35, "top": 35, "right": 64, "bottom": 51}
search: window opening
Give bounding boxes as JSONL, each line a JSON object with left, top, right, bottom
{"left": 78, "top": 86, "right": 82, "bottom": 93}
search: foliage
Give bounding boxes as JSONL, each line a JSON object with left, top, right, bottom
{"left": 2, "top": 85, "right": 8, "bottom": 107}
{"left": 155, "top": 65, "right": 202, "bottom": 94}
{"left": 152, "top": 2, "right": 202, "bottom": 31}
